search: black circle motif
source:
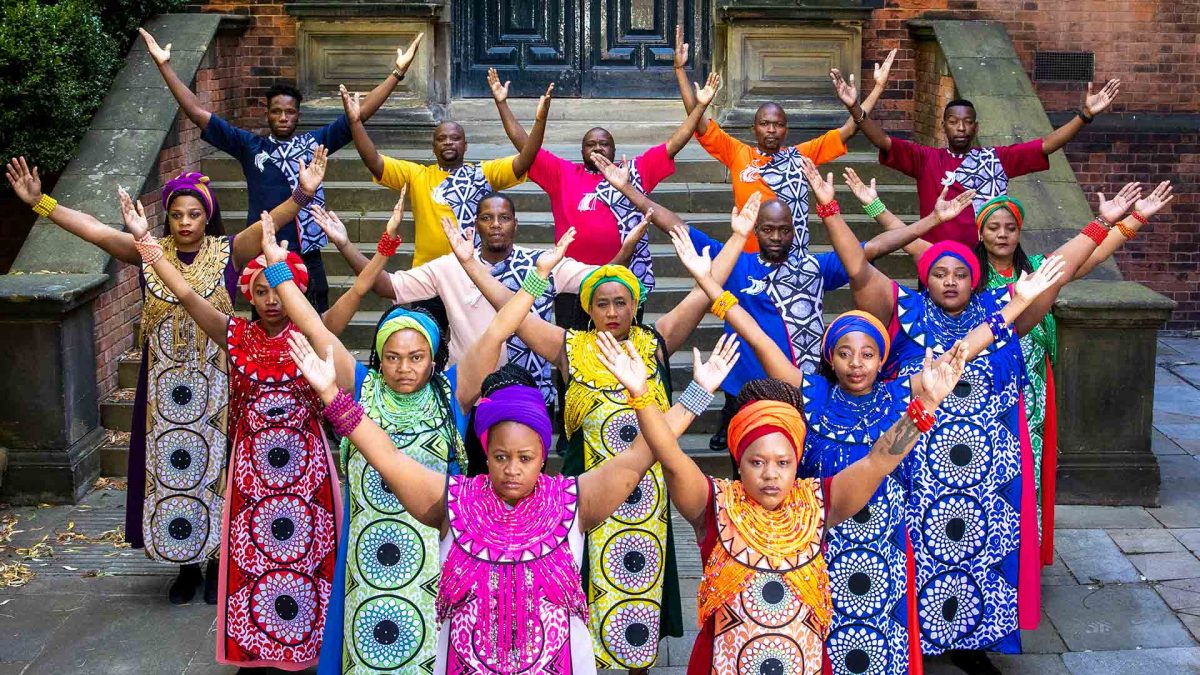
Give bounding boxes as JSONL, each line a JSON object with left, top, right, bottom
{"left": 626, "top": 485, "right": 643, "bottom": 505}
{"left": 942, "top": 596, "right": 959, "bottom": 622}
{"left": 268, "top": 447, "right": 291, "bottom": 468}
{"left": 845, "top": 648, "right": 870, "bottom": 673}
{"left": 949, "top": 444, "right": 972, "bottom": 467}
{"left": 272, "top": 517, "right": 295, "bottom": 542}
{"left": 374, "top": 619, "right": 399, "bottom": 646}
{"left": 275, "top": 594, "right": 299, "bottom": 620}
{"left": 623, "top": 550, "right": 646, "bottom": 573}
{"left": 624, "top": 622, "right": 650, "bottom": 647}
{"left": 171, "top": 384, "right": 193, "bottom": 406}
{"left": 952, "top": 381, "right": 972, "bottom": 399}
{"left": 761, "top": 580, "right": 785, "bottom": 605}
{"left": 945, "top": 517, "right": 967, "bottom": 542}
{"left": 170, "top": 448, "right": 192, "bottom": 470}
{"left": 760, "top": 658, "right": 785, "bottom": 675}
{"left": 377, "top": 542, "right": 402, "bottom": 567}
{"left": 619, "top": 424, "right": 638, "bottom": 443}
{"left": 852, "top": 505, "right": 872, "bottom": 524}
{"left": 168, "top": 517, "right": 192, "bottom": 541}
{"left": 848, "top": 572, "right": 872, "bottom": 596}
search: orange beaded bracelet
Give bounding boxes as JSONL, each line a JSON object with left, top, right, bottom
{"left": 711, "top": 291, "right": 738, "bottom": 320}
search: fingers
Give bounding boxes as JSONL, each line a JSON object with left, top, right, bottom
{"left": 924, "top": 347, "right": 933, "bottom": 373}
{"left": 937, "top": 184, "right": 950, "bottom": 202}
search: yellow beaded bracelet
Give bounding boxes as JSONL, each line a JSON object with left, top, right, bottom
{"left": 626, "top": 389, "right": 656, "bottom": 410}
{"left": 32, "top": 194, "right": 57, "bottom": 218}
{"left": 711, "top": 290, "right": 738, "bottom": 320}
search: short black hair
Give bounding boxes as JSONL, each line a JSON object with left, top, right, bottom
{"left": 943, "top": 99, "right": 975, "bottom": 118}
{"left": 265, "top": 83, "right": 303, "bottom": 107}
{"left": 477, "top": 191, "right": 515, "bottom": 215}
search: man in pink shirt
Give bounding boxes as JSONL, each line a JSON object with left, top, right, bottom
{"left": 869, "top": 80, "right": 1121, "bottom": 246}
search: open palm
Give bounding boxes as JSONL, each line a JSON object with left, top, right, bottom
{"left": 536, "top": 227, "right": 576, "bottom": 277}
{"left": 595, "top": 331, "right": 649, "bottom": 396}
{"left": 1011, "top": 254, "right": 1066, "bottom": 305}
{"left": 288, "top": 333, "right": 337, "bottom": 399}
{"left": 1133, "top": 180, "right": 1174, "bottom": 220}
{"left": 918, "top": 343, "right": 966, "bottom": 406}
{"left": 692, "top": 334, "right": 741, "bottom": 394}
{"left": 117, "top": 188, "right": 150, "bottom": 239}
{"left": 669, "top": 225, "right": 712, "bottom": 281}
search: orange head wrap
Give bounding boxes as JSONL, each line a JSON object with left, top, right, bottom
{"left": 727, "top": 400, "right": 807, "bottom": 465}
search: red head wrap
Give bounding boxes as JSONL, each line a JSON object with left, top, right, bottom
{"left": 238, "top": 253, "right": 309, "bottom": 302}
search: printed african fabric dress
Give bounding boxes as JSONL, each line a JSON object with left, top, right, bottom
{"left": 740, "top": 147, "right": 815, "bottom": 252}
{"left": 766, "top": 247, "right": 828, "bottom": 376}
{"left": 594, "top": 163, "right": 656, "bottom": 291}
{"left": 800, "top": 375, "right": 918, "bottom": 675}
{"left": 217, "top": 318, "right": 341, "bottom": 669}
{"left": 563, "top": 327, "right": 675, "bottom": 670}
{"left": 889, "top": 285, "right": 1038, "bottom": 655}
{"left": 986, "top": 256, "right": 1058, "bottom": 563}
{"left": 333, "top": 370, "right": 462, "bottom": 674}
{"left": 437, "top": 473, "right": 590, "bottom": 673}
{"left": 139, "top": 235, "right": 232, "bottom": 563}
{"left": 689, "top": 478, "right": 830, "bottom": 674}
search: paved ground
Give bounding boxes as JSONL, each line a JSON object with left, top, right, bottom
{"left": 2, "top": 336, "right": 1198, "bottom": 675}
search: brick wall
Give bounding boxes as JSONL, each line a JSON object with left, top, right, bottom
{"left": 911, "top": 39, "right": 954, "bottom": 147}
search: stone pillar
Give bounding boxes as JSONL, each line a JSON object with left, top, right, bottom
{"left": 1053, "top": 281, "right": 1175, "bottom": 506}
{"left": 0, "top": 275, "right": 109, "bottom": 503}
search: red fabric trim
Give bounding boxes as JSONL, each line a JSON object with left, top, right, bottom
{"left": 733, "top": 424, "right": 787, "bottom": 462}
{"left": 906, "top": 532, "right": 924, "bottom": 675}
{"left": 1041, "top": 355, "right": 1058, "bottom": 566}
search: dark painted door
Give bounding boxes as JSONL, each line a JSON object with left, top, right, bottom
{"left": 454, "top": 0, "right": 708, "bottom": 98}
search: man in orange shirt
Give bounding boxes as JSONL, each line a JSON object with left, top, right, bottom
{"left": 675, "top": 25, "right": 895, "bottom": 253}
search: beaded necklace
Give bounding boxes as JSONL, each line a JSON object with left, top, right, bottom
{"left": 563, "top": 326, "right": 667, "bottom": 436}
{"left": 143, "top": 235, "right": 231, "bottom": 356}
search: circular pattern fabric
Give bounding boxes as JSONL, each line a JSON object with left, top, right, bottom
{"left": 828, "top": 548, "right": 892, "bottom": 620}
{"left": 601, "top": 599, "right": 661, "bottom": 668}
{"left": 917, "top": 570, "right": 983, "bottom": 649}
{"left": 741, "top": 573, "right": 802, "bottom": 628}
{"left": 927, "top": 421, "right": 992, "bottom": 489}
{"left": 601, "top": 408, "right": 641, "bottom": 457}
{"left": 922, "top": 494, "right": 987, "bottom": 565}
{"left": 249, "top": 569, "right": 319, "bottom": 647}
{"left": 250, "top": 427, "right": 311, "bottom": 491}
{"left": 938, "top": 363, "right": 992, "bottom": 417}
{"left": 826, "top": 623, "right": 891, "bottom": 675}
{"left": 832, "top": 496, "right": 888, "bottom": 545}
{"left": 152, "top": 318, "right": 189, "bottom": 363}
{"left": 250, "top": 494, "right": 314, "bottom": 565}
{"left": 156, "top": 367, "right": 209, "bottom": 425}
{"left": 735, "top": 632, "right": 806, "bottom": 675}
{"left": 154, "top": 428, "right": 209, "bottom": 491}
{"left": 360, "top": 462, "right": 404, "bottom": 515}
{"left": 601, "top": 529, "right": 663, "bottom": 594}
{"left": 611, "top": 473, "right": 660, "bottom": 525}
{"left": 351, "top": 594, "right": 424, "bottom": 670}
{"left": 251, "top": 391, "right": 301, "bottom": 424}
{"left": 356, "top": 519, "right": 424, "bottom": 591}
{"left": 149, "top": 494, "right": 210, "bottom": 562}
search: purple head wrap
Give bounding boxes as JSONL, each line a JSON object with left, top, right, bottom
{"left": 162, "top": 171, "right": 216, "bottom": 217}
{"left": 474, "top": 384, "right": 552, "bottom": 459}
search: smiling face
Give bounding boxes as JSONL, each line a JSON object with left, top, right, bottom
{"left": 581, "top": 128, "right": 615, "bottom": 170}
{"left": 267, "top": 94, "right": 301, "bottom": 140}
{"left": 942, "top": 105, "right": 978, "bottom": 154}
{"left": 475, "top": 195, "right": 517, "bottom": 257}
{"left": 432, "top": 122, "right": 467, "bottom": 167}
{"left": 379, "top": 329, "right": 435, "bottom": 395}
{"left": 166, "top": 194, "right": 208, "bottom": 249}
{"left": 980, "top": 208, "right": 1021, "bottom": 263}
{"left": 485, "top": 421, "right": 545, "bottom": 505}
{"left": 754, "top": 200, "right": 795, "bottom": 264}
{"left": 753, "top": 103, "right": 788, "bottom": 153}
{"left": 737, "top": 434, "right": 797, "bottom": 511}
{"left": 587, "top": 282, "right": 636, "bottom": 340}
{"left": 926, "top": 256, "right": 974, "bottom": 314}
{"left": 829, "top": 332, "right": 883, "bottom": 397}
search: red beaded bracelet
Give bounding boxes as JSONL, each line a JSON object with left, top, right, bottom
{"left": 1131, "top": 211, "right": 1149, "bottom": 226}
{"left": 907, "top": 398, "right": 936, "bottom": 433}
{"left": 815, "top": 200, "right": 841, "bottom": 218}
{"left": 377, "top": 233, "right": 402, "bottom": 256}
{"left": 1081, "top": 221, "right": 1109, "bottom": 247}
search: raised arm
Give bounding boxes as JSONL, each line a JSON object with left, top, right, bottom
{"left": 829, "top": 343, "right": 965, "bottom": 526}
{"left": 487, "top": 68, "right": 530, "bottom": 151}
{"left": 830, "top": 66, "right": 889, "bottom": 149}
{"left": 1042, "top": 79, "right": 1119, "bottom": 155}
{"left": 311, "top": 204, "right": 396, "bottom": 299}
{"left": 6, "top": 157, "right": 138, "bottom": 264}
{"left": 511, "top": 83, "right": 552, "bottom": 177}
{"left": 357, "top": 33, "right": 423, "bottom": 122}
{"left": 341, "top": 85, "right": 385, "bottom": 180}
{"left": 290, "top": 334, "right": 447, "bottom": 530}
{"left": 843, "top": 166, "right": 930, "bottom": 260}
{"left": 230, "top": 145, "right": 328, "bottom": 268}
{"left": 672, "top": 24, "right": 706, "bottom": 135}
{"left": 609, "top": 216, "right": 650, "bottom": 266}
{"left": 322, "top": 191, "right": 406, "bottom": 335}
{"left": 140, "top": 28, "right": 211, "bottom": 130}
{"left": 118, "top": 189, "right": 228, "bottom": 345}
{"left": 591, "top": 152, "right": 686, "bottom": 234}
{"left": 961, "top": 255, "right": 1067, "bottom": 358}
{"left": 1074, "top": 180, "right": 1172, "bottom": 279}
{"left": 665, "top": 73, "right": 720, "bottom": 157}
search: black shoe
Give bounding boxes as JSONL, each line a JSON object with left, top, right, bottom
{"left": 949, "top": 649, "right": 1003, "bottom": 675}
{"left": 169, "top": 563, "right": 202, "bottom": 605}
{"left": 709, "top": 429, "right": 728, "bottom": 452}
{"left": 204, "top": 559, "right": 219, "bottom": 605}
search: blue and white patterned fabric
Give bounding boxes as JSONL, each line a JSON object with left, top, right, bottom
{"left": 746, "top": 146, "right": 814, "bottom": 252}
{"left": 949, "top": 147, "right": 1010, "bottom": 216}
{"left": 594, "top": 162, "right": 656, "bottom": 291}
{"left": 487, "top": 245, "right": 560, "bottom": 406}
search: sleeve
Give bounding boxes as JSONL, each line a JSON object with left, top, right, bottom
{"left": 444, "top": 365, "right": 470, "bottom": 438}
{"left": 527, "top": 148, "right": 567, "bottom": 191}
{"left": 877, "top": 137, "right": 925, "bottom": 177}
{"left": 200, "top": 113, "right": 257, "bottom": 160}
{"left": 550, "top": 256, "right": 598, "bottom": 294}
{"left": 695, "top": 120, "right": 741, "bottom": 166}
{"left": 387, "top": 258, "right": 443, "bottom": 303}
{"left": 995, "top": 139, "right": 1051, "bottom": 178}
{"left": 687, "top": 226, "right": 723, "bottom": 257}
{"left": 481, "top": 155, "right": 525, "bottom": 190}
{"left": 310, "top": 114, "right": 354, "bottom": 154}
{"left": 353, "top": 362, "right": 370, "bottom": 400}
{"left": 816, "top": 251, "right": 851, "bottom": 291}
{"left": 795, "top": 128, "right": 848, "bottom": 165}
{"left": 374, "top": 155, "right": 416, "bottom": 191}
{"left": 634, "top": 144, "right": 676, "bottom": 192}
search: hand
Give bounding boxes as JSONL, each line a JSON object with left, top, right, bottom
{"left": 730, "top": 191, "right": 762, "bottom": 238}
{"left": 385, "top": 186, "right": 407, "bottom": 238}
{"left": 916, "top": 343, "right": 966, "bottom": 408}
{"left": 694, "top": 72, "right": 721, "bottom": 106}
{"left": 138, "top": 28, "right": 171, "bottom": 66}
{"left": 117, "top": 188, "right": 150, "bottom": 239}
{"left": 1097, "top": 181, "right": 1140, "bottom": 225}
{"left": 297, "top": 144, "right": 328, "bottom": 195}
{"left": 1083, "top": 79, "right": 1120, "bottom": 117}
{"left": 394, "top": 32, "right": 424, "bottom": 74}
{"left": 440, "top": 216, "right": 475, "bottom": 264}
{"left": 798, "top": 155, "right": 836, "bottom": 205}
{"left": 691, "top": 333, "right": 741, "bottom": 394}
{"left": 591, "top": 152, "right": 630, "bottom": 190}
{"left": 311, "top": 205, "right": 349, "bottom": 248}
{"left": 673, "top": 24, "right": 689, "bottom": 69}
{"left": 594, "top": 331, "right": 650, "bottom": 397}
{"left": 4, "top": 157, "right": 42, "bottom": 206}
{"left": 535, "top": 82, "right": 554, "bottom": 121}
{"left": 1131, "top": 180, "right": 1174, "bottom": 222}
{"left": 622, "top": 212, "right": 650, "bottom": 249}
{"left": 842, "top": 167, "right": 878, "bottom": 206}
{"left": 873, "top": 48, "right": 897, "bottom": 90}
{"left": 536, "top": 227, "right": 576, "bottom": 277}
{"left": 259, "top": 211, "right": 290, "bottom": 265}
{"left": 669, "top": 224, "right": 712, "bottom": 281}
{"left": 829, "top": 68, "right": 858, "bottom": 109}
{"left": 487, "top": 67, "right": 510, "bottom": 103}
{"left": 339, "top": 84, "right": 362, "bottom": 124}
{"left": 1011, "top": 254, "right": 1067, "bottom": 306}
{"left": 933, "top": 186, "right": 976, "bottom": 224}
{"left": 287, "top": 333, "right": 338, "bottom": 402}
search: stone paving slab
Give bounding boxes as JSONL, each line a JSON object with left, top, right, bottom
{"left": 1042, "top": 584, "right": 1194, "bottom": 651}
{"left": 1061, "top": 646, "right": 1200, "bottom": 674}
{"left": 1054, "top": 529, "right": 1142, "bottom": 583}
{"left": 1054, "top": 505, "right": 1162, "bottom": 530}
{"left": 1108, "top": 528, "right": 1189, "bottom": 554}
{"left": 1128, "top": 552, "right": 1200, "bottom": 581}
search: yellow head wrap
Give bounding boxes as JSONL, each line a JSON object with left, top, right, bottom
{"left": 579, "top": 264, "right": 645, "bottom": 310}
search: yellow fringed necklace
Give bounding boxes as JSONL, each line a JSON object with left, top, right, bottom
{"left": 563, "top": 327, "right": 668, "bottom": 436}
{"left": 142, "top": 235, "right": 232, "bottom": 356}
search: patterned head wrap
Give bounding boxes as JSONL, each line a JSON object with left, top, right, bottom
{"left": 375, "top": 305, "right": 441, "bottom": 360}
{"left": 579, "top": 264, "right": 646, "bottom": 310}
{"left": 917, "top": 241, "right": 981, "bottom": 287}
{"left": 822, "top": 310, "right": 891, "bottom": 365}
{"left": 975, "top": 194, "right": 1025, "bottom": 232}
{"left": 474, "top": 384, "right": 553, "bottom": 459}
{"left": 727, "top": 400, "right": 807, "bottom": 464}
{"left": 238, "top": 252, "right": 309, "bottom": 302}
{"left": 162, "top": 171, "right": 216, "bottom": 217}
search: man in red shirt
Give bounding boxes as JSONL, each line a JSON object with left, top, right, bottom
{"left": 869, "top": 79, "right": 1121, "bottom": 246}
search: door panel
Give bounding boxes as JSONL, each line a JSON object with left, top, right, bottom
{"left": 582, "top": 0, "right": 707, "bottom": 98}
{"left": 454, "top": 0, "right": 581, "bottom": 97}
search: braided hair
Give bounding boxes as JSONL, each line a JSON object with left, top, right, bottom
{"left": 481, "top": 362, "right": 537, "bottom": 396}
{"left": 734, "top": 377, "right": 805, "bottom": 416}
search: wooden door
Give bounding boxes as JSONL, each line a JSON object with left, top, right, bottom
{"left": 454, "top": 0, "right": 582, "bottom": 97}
{"left": 582, "top": 0, "right": 707, "bottom": 97}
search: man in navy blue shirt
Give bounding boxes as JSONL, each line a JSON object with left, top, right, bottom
{"left": 140, "top": 28, "right": 424, "bottom": 311}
